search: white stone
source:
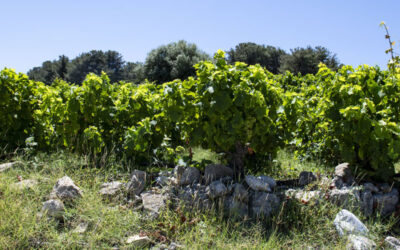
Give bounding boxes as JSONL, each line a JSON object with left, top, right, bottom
{"left": 346, "top": 235, "right": 376, "bottom": 250}
{"left": 334, "top": 209, "right": 368, "bottom": 237}
{"left": 126, "top": 234, "right": 152, "bottom": 247}
{"left": 42, "top": 199, "right": 65, "bottom": 219}
{"left": 52, "top": 176, "right": 82, "bottom": 201}
{"left": 385, "top": 236, "right": 400, "bottom": 250}
{"left": 99, "top": 181, "right": 124, "bottom": 198}
{"left": 141, "top": 191, "right": 168, "bottom": 213}
{"left": 245, "top": 175, "right": 276, "bottom": 192}
{"left": 0, "top": 162, "right": 20, "bottom": 172}
{"left": 10, "top": 179, "right": 38, "bottom": 190}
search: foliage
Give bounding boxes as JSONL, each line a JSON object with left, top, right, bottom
{"left": 294, "top": 64, "right": 400, "bottom": 180}
{"left": 28, "top": 55, "right": 70, "bottom": 84}
{"left": 279, "top": 46, "right": 341, "bottom": 75}
{"left": 144, "top": 40, "right": 210, "bottom": 84}
{"left": 227, "top": 42, "right": 286, "bottom": 74}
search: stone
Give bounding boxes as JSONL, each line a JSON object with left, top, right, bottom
{"left": 51, "top": 176, "right": 82, "bottom": 202}
{"left": 329, "top": 187, "right": 361, "bottom": 208}
{"left": 334, "top": 163, "right": 354, "bottom": 185}
{"left": 127, "top": 170, "right": 146, "bottom": 196}
{"left": 363, "top": 183, "right": 379, "bottom": 193}
{"left": 373, "top": 188, "right": 399, "bottom": 216}
{"left": 178, "top": 184, "right": 212, "bottom": 210}
{"left": 0, "top": 161, "right": 20, "bottom": 172}
{"left": 250, "top": 192, "right": 280, "bottom": 217}
{"left": 203, "top": 164, "right": 233, "bottom": 184}
{"left": 42, "top": 199, "right": 65, "bottom": 219}
{"left": 224, "top": 196, "right": 248, "bottom": 218}
{"left": 10, "top": 179, "right": 38, "bottom": 190}
{"left": 73, "top": 222, "right": 88, "bottom": 234}
{"left": 245, "top": 175, "right": 276, "bottom": 192}
{"left": 385, "top": 236, "right": 400, "bottom": 250}
{"left": 286, "top": 189, "right": 322, "bottom": 204}
{"left": 141, "top": 190, "right": 168, "bottom": 214}
{"left": 333, "top": 209, "right": 368, "bottom": 237}
{"left": 361, "top": 190, "right": 373, "bottom": 216}
{"left": 346, "top": 235, "right": 376, "bottom": 250}
{"left": 175, "top": 166, "right": 200, "bottom": 186}
{"left": 168, "top": 242, "right": 184, "bottom": 250}
{"left": 230, "top": 183, "right": 249, "bottom": 202}
{"left": 99, "top": 181, "right": 124, "bottom": 198}
{"left": 380, "top": 183, "right": 392, "bottom": 193}
{"left": 207, "top": 181, "right": 228, "bottom": 199}
{"left": 156, "top": 176, "right": 170, "bottom": 187}
{"left": 298, "top": 171, "right": 317, "bottom": 186}
{"left": 332, "top": 176, "right": 345, "bottom": 189}
{"left": 126, "top": 234, "right": 152, "bottom": 247}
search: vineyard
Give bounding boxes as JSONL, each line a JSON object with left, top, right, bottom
{"left": 1, "top": 50, "right": 400, "bottom": 181}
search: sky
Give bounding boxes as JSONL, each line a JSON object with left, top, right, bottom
{"left": 1, "top": 0, "right": 400, "bottom": 73}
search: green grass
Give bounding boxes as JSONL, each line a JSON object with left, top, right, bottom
{"left": 0, "top": 150, "right": 398, "bottom": 249}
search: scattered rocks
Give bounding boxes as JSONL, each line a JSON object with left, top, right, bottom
{"left": 41, "top": 199, "right": 65, "bottom": 219}
{"left": 127, "top": 170, "right": 147, "bottom": 196}
{"left": 224, "top": 196, "right": 248, "bottom": 218}
{"left": 251, "top": 192, "right": 280, "bottom": 217}
{"left": 0, "top": 161, "right": 21, "bottom": 172}
{"left": 334, "top": 209, "right": 368, "bottom": 236}
{"left": 245, "top": 175, "right": 276, "bottom": 192}
{"left": 178, "top": 184, "right": 212, "bottom": 210}
{"left": 51, "top": 176, "right": 82, "bottom": 202}
{"left": 141, "top": 190, "right": 168, "bottom": 214}
{"left": 207, "top": 180, "right": 228, "bottom": 199}
{"left": 99, "top": 181, "right": 124, "bottom": 199}
{"left": 384, "top": 236, "right": 400, "bottom": 250}
{"left": 203, "top": 164, "right": 233, "bottom": 184}
{"left": 298, "top": 171, "right": 317, "bottom": 186}
{"left": 346, "top": 235, "right": 376, "bottom": 250}
{"left": 175, "top": 166, "right": 200, "bottom": 186}
{"left": 126, "top": 234, "right": 152, "bottom": 248}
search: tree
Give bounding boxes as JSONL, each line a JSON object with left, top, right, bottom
{"left": 227, "top": 43, "right": 286, "bottom": 74}
{"left": 28, "top": 55, "right": 70, "bottom": 84}
{"left": 68, "top": 50, "right": 125, "bottom": 84}
{"left": 121, "top": 62, "right": 145, "bottom": 84}
{"left": 279, "top": 46, "right": 341, "bottom": 75}
{"left": 144, "top": 40, "right": 210, "bottom": 84}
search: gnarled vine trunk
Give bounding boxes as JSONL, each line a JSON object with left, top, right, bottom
{"left": 228, "top": 142, "right": 247, "bottom": 180}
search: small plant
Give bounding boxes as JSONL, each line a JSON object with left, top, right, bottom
{"left": 380, "top": 21, "right": 400, "bottom": 73}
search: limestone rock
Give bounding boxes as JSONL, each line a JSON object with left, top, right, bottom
{"left": 0, "top": 161, "right": 21, "bottom": 172}
{"left": 126, "top": 234, "right": 152, "bottom": 247}
{"left": 51, "top": 176, "right": 82, "bottom": 202}
{"left": 384, "top": 236, "right": 400, "bottom": 250}
{"left": 141, "top": 190, "right": 168, "bottom": 214}
{"left": 224, "top": 196, "right": 248, "bottom": 218}
{"left": 207, "top": 180, "right": 228, "bottom": 199}
{"left": 175, "top": 166, "right": 200, "bottom": 186}
{"left": 334, "top": 163, "right": 354, "bottom": 185}
{"left": 11, "top": 179, "right": 38, "bottom": 190}
{"left": 245, "top": 175, "right": 276, "bottom": 192}
{"left": 42, "top": 199, "right": 65, "bottom": 219}
{"left": 251, "top": 192, "right": 280, "bottom": 217}
{"left": 373, "top": 188, "right": 399, "bottom": 216}
{"left": 329, "top": 187, "right": 361, "bottom": 208}
{"left": 99, "top": 181, "right": 124, "bottom": 199}
{"left": 203, "top": 164, "right": 233, "bottom": 184}
{"left": 178, "top": 184, "right": 212, "bottom": 210}
{"left": 230, "top": 183, "right": 249, "bottom": 202}
{"left": 127, "top": 170, "right": 146, "bottom": 196}
{"left": 346, "top": 235, "right": 376, "bottom": 250}
{"left": 73, "top": 222, "right": 89, "bottom": 234}
{"left": 286, "top": 189, "right": 322, "bottom": 204}
{"left": 334, "top": 209, "right": 368, "bottom": 237}
{"left": 298, "top": 171, "right": 317, "bottom": 186}
{"left": 363, "top": 183, "right": 379, "bottom": 193}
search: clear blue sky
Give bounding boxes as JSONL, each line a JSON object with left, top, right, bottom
{"left": 1, "top": 0, "right": 400, "bottom": 73}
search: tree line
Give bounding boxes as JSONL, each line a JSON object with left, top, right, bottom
{"left": 28, "top": 40, "right": 341, "bottom": 85}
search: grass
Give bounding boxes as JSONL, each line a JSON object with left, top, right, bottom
{"left": 0, "top": 149, "right": 398, "bottom": 249}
